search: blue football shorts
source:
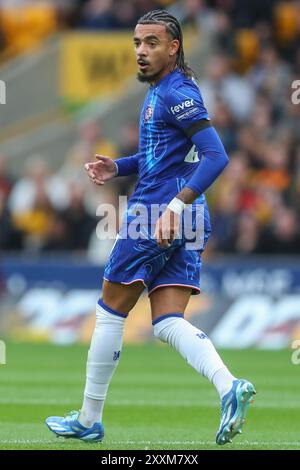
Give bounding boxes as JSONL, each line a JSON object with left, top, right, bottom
{"left": 103, "top": 202, "right": 211, "bottom": 296}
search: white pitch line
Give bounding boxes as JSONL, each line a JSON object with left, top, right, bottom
{"left": 0, "top": 440, "right": 58, "bottom": 445}
{"left": 108, "top": 440, "right": 300, "bottom": 447}
{"left": 0, "top": 439, "right": 299, "bottom": 448}
{"left": 0, "top": 398, "right": 298, "bottom": 409}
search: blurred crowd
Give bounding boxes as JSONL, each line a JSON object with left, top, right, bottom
{"left": 1, "top": 0, "right": 300, "bottom": 257}
{"left": 0, "top": 0, "right": 175, "bottom": 61}
{"left": 0, "top": 119, "right": 139, "bottom": 262}
{"left": 197, "top": 0, "right": 300, "bottom": 256}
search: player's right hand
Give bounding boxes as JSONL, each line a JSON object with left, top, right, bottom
{"left": 84, "top": 155, "right": 118, "bottom": 185}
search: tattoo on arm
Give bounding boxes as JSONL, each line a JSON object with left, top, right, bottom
{"left": 176, "top": 187, "right": 199, "bottom": 204}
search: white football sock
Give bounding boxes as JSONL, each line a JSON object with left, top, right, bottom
{"left": 211, "top": 367, "right": 236, "bottom": 398}
{"left": 79, "top": 299, "right": 126, "bottom": 427}
{"left": 153, "top": 314, "right": 235, "bottom": 398}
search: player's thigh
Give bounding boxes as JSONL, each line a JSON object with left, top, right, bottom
{"left": 102, "top": 279, "right": 145, "bottom": 314}
{"left": 149, "top": 286, "right": 192, "bottom": 323}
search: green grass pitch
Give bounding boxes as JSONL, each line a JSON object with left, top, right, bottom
{"left": 0, "top": 341, "right": 299, "bottom": 450}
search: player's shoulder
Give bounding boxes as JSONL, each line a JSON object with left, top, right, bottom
{"left": 162, "top": 71, "right": 208, "bottom": 123}
{"left": 167, "top": 71, "right": 201, "bottom": 96}
{"left": 165, "top": 71, "right": 203, "bottom": 104}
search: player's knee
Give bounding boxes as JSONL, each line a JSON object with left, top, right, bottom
{"left": 95, "top": 303, "right": 126, "bottom": 329}
{"left": 102, "top": 280, "right": 142, "bottom": 314}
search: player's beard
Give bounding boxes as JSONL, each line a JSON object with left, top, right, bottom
{"left": 137, "top": 69, "right": 162, "bottom": 83}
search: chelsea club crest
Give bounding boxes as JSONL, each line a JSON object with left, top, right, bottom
{"left": 144, "top": 105, "right": 154, "bottom": 122}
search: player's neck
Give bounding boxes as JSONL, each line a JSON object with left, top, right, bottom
{"left": 150, "top": 64, "right": 178, "bottom": 87}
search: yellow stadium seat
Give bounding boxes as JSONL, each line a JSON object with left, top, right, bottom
{"left": 274, "top": 2, "right": 299, "bottom": 44}
{"left": 235, "top": 28, "right": 260, "bottom": 72}
{"left": 157, "top": 0, "right": 176, "bottom": 6}
{"left": 22, "top": 5, "right": 57, "bottom": 36}
{"left": 0, "top": 5, "right": 57, "bottom": 58}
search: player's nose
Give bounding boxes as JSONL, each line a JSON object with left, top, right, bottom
{"left": 137, "top": 54, "right": 149, "bottom": 65}
{"left": 136, "top": 44, "right": 148, "bottom": 57}
{"left": 137, "top": 51, "right": 147, "bottom": 60}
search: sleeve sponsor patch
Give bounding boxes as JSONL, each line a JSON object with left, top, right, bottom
{"left": 169, "top": 98, "right": 200, "bottom": 121}
{"left": 175, "top": 107, "right": 200, "bottom": 121}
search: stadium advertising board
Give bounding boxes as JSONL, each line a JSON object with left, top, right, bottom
{"left": 0, "top": 257, "right": 299, "bottom": 349}
{"left": 60, "top": 33, "right": 137, "bottom": 102}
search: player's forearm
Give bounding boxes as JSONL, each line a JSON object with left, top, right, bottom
{"left": 179, "top": 127, "right": 229, "bottom": 204}
{"left": 114, "top": 153, "right": 140, "bottom": 177}
{"left": 175, "top": 187, "right": 198, "bottom": 205}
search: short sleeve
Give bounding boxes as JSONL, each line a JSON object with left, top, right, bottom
{"left": 164, "top": 80, "right": 211, "bottom": 135}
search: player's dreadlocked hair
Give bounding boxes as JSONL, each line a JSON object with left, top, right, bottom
{"left": 137, "top": 10, "right": 196, "bottom": 79}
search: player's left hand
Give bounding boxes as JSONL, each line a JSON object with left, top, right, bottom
{"left": 154, "top": 209, "right": 180, "bottom": 248}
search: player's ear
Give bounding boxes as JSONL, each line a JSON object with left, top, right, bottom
{"left": 169, "top": 39, "right": 179, "bottom": 57}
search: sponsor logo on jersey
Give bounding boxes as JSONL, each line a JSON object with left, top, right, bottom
{"left": 176, "top": 107, "right": 199, "bottom": 121}
{"left": 170, "top": 99, "right": 194, "bottom": 115}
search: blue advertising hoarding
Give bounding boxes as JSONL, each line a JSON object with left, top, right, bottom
{"left": 1, "top": 256, "right": 300, "bottom": 348}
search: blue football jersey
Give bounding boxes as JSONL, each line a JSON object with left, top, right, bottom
{"left": 127, "top": 69, "right": 210, "bottom": 213}
{"left": 103, "top": 71, "right": 214, "bottom": 292}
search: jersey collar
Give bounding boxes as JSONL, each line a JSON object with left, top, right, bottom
{"left": 150, "top": 69, "right": 181, "bottom": 89}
